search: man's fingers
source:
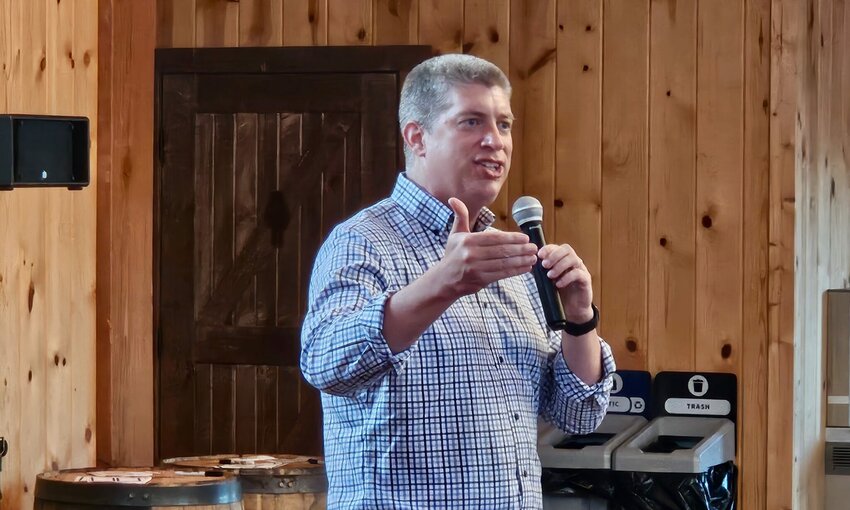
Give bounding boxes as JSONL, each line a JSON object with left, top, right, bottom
{"left": 474, "top": 243, "right": 538, "bottom": 260}
{"left": 448, "top": 197, "right": 471, "bottom": 234}
{"left": 468, "top": 231, "right": 531, "bottom": 246}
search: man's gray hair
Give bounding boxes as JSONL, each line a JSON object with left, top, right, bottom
{"left": 399, "top": 54, "right": 511, "bottom": 164}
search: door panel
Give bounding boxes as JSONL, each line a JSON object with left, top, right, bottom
{"left": 155, "top": 47, "right": 431, "bottom": 460}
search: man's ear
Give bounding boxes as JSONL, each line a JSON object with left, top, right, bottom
{"left": 402, "top": 121, "right": 426, "bottom": 158}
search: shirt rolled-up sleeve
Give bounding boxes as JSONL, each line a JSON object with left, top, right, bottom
{"left": 540, "top": 337, "right": 616, "bottom": 434}
{"left": 300, "top": 227, "right": 417, "bottom": 398}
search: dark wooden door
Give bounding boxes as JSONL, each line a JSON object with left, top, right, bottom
{"left": 155, "top": 47, "right": 431, "bottom": 461}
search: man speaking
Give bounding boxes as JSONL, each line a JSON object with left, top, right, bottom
{"left": 301, "top": 54, "right": 615, "bottom": 509}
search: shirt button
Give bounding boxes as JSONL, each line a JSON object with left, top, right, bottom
{"left": 522, "top": 470, "right": 528, "bottom": 477}
{"left": 513, "top": 413, "right": 520, "bottom": 421}
{"left": 498, "top": 355, "right": 505, "bottom": 364}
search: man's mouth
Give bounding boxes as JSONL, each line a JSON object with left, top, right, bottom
{"left": 475, "top": 160, "right": 505, "bottom": 178}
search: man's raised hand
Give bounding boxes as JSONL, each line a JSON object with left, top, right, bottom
{"left": 436, "top": 197, "right": 538, "bottom": 299}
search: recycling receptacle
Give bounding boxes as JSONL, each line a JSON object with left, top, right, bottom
{"left": 611, "top": 371, "right": 739, "bottom": 510}
{"left": 538, "top": 370, "right": 654, "bottom": 509}
{"left": 540, "top": 414, "right": 646, "bottom": 509}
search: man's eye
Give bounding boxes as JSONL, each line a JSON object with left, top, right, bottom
{"left": 499, "top": 122, "right": 512, "bottom": 131}
{"left": 461, "top": 119, "right": 480, "bottom": 127}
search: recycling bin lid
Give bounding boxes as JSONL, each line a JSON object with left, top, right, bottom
{"left": 539, "top": 413, "right": 647, "bottom": 470}
{"left": 612, "top": 416, "right": 735, "bottom": 474}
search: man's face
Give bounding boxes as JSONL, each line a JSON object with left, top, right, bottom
{"left": 416, "top": 83, "right": 514, "bottom": 213}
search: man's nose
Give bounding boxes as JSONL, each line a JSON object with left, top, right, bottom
{"left": 481, "top": 125, "right": 505, "bottom": 150}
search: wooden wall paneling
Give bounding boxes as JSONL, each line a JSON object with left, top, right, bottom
{"left": 464, "top": 0, "right": 510, "bottom": 230}
{"left": 600, "top": 0, "right": 649, "bottom": 370}
{"left": 45, "top": 0, "right": 75, "bottom": 477}
{"left": 194, "top": 364, "right": 213, "bottom": 453}
{"left": 158, "top": 0, "right": 196, "bottom": 48}
{"left": 0, "top": 10, "right": 21, "bottom": 508}
{"left": 800, "top": 0, "right": 830, "bottom": 507}
{"left": 97, "top": 0, "right": 155, "bottom": 467}
{"left": 767, "top": 0, "right": 798, "bottom": 507}
{"left": 374, "top": 0, "right": 418, "bottom": 45}
{"left": 417, "top": 0, "right": 463, "bottom": 54}
{"left": 695, "top": 0, "right": 744, "bottom": 373}
{"left": 0, "top": 4, "right": 18, "bottom": 504}
{"left": 283, "top": 0, "right": 328, "bottom": 46}
{"left": 0, "top": 0, "right": 9, "bottom": 110}
{"left": 554, "top": 0, "right": 601, "bottom": 299}
{"left": 646, "top": 0, "right": 696, "bottom": 374}
{"left": 508, "top": 0, "right": 555, "bottom": 237}
{"left": 832, "top": 0, "right": 850, "bottom": 287}
{"left": 95, "top": 0, "right": 114, "bottom": 468}
{"left": 327, "top": 0, "right": 372, "bottom": 45}
{"left": 233, "top": 113, "right": 260, "bottom": 454}
{"left": 235, "top": 365, "right": 257, "bottom": 452}
{"left": 795, "top": 0, "right": 819, "bottom": 507}
{"left": 18, "top": 1, "right": 47, "bottom": 507}
{"left": 240, "top": 0, "right": 283, "bottom": 47}
{"left": 72, "top": 0, "right": 98, "bottom": 471}
{"left": 256, "top": 366, "right": 279, "bottom": 451}
{"left": 234, "top": 113, "right": 258, "bottom": 327}
{"left": 211, "top": 365, "right": 236, "bottom": 452}
{"left": 255, "top": 114, "right": 278, "bottom": 329}
{"left": 740, "top": 0, "right": 771, "bottom": 506}
{"left": 196, "top": 0, "right": 240, "bottom": 47}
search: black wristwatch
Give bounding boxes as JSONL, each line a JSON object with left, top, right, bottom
{"left": 563, "top": 303, "right": 599, "bottom": 336}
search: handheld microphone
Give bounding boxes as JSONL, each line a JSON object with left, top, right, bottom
{"left": 511, "top": 196, "right": 568, "bottom": 331}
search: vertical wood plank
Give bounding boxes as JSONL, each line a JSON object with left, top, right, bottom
{"left": 98, "top": 0, "right": 156, "bottom": 467}
{"left": 601, "top": 0, "right": 649, "bottom": 370}
{"left": 213, "top": 114, "right": 235, "bottom": 323}
{"left": 695, "top": 0, "right": 744, "bottom": 372}
{"left": 256, "top": 114, "right": 279, "bottom": 327}
{"left": 71, "top": 0, "right": 98, "bottom": 472}
{"left": 277, "top": 114, "right": 302, "bottom": 325}
{"left": 195, "top": 115, "right": 215, "bottom": 320}
{"left": 16, "top": 1, "right": 47, "bottom": 506}
{"left": 768, "top": 0, "right": 798, "bottom": 508}
{"left": 194, "top": 364, "right": 213, "bottom": 454}
{"left": 509, "top": 0, "right": 556, "bottom": 235}
{"left": 0, "top": 12, "right": 22, "bottom": 508}
{"left": 235, "top": 365, "right": 257, "bottom": 453}
{"left": 239, "top": 0, "right": 283, "bottom": 46}
{"left": 464, "top": 0, "right": 510, "bottom": 230}
{"left": 157, "top": 0, "right": 196, "bottom": 48}
{"left": 211, "top": 365, "right": 236, "bottom": 452}
{"left": 327, "top": 0, "right": 372, "bottom": 45}
{"left": 45, "top": 0, "right": 75, "bottom": 478}
{"left": 196, "top": 0, "right": 240, "bottom": 47}
{"left": 256, "top": 366, "right": 278, "bottom": 451}
{"left": 234, "top": 113, "right": 258, "bottom": 327}
{"left": 283, "top": 0, "right": 327, "bottom": 46}
{"left": 374, "top": 0, "right": 418, "bottom": 45}
{"left": 0, "top": 0, "right": 9, "bottom": 111}
{"left": 554, "top": 0, "right": 602, "bottom": 299}
{"left": 647, "top": 0, "right": 697, "bottom": 373}
{"left": 741, "top": 0, "right": 771, "bottom": 507}
{"left": 418, "top": 0, "right": 463, "bottom": 54}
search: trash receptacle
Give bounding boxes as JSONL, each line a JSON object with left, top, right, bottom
{"left": 539, "top": 370, "right": 652, "bottom": 509}
{"left": 611, "top": 372, "right": 738, "bottom": 510}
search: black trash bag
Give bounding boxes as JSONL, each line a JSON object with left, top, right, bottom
{"left": 611, "top": 461, "right": 737, "bottom": 510}
{"left": 542, "top": 468, "right": 617, "bottom": 502}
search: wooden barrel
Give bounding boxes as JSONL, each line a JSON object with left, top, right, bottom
{"left": 163, "top": 454, "right": 327, "bottom": 510}
{"left": 34, "top": 468, "right": 242, "bottom": 509}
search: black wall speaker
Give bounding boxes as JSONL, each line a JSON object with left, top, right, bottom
{"left": 0, "top": 114, "right": 90, "bottom": 190}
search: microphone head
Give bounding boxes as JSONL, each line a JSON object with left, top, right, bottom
{"left": 512, "top": 196, "right": 543, "bottom": 226}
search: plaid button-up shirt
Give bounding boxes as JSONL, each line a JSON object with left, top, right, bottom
{"left": 301, "top": 173, "right": 615, "bottom": 509}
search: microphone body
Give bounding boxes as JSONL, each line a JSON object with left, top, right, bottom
{"left": 511, "top": 196, "right": 568, "bottom": 331}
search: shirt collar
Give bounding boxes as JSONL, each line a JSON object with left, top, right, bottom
{"left": 391, "top": 173, "right": 496, "bottom": 234}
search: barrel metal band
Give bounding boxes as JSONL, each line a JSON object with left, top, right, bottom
{"left": 34, "top": 477, "right": 242, "bottom": 507}
{"left": 240, "top": 473, "right": 328, "bottom": 494}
